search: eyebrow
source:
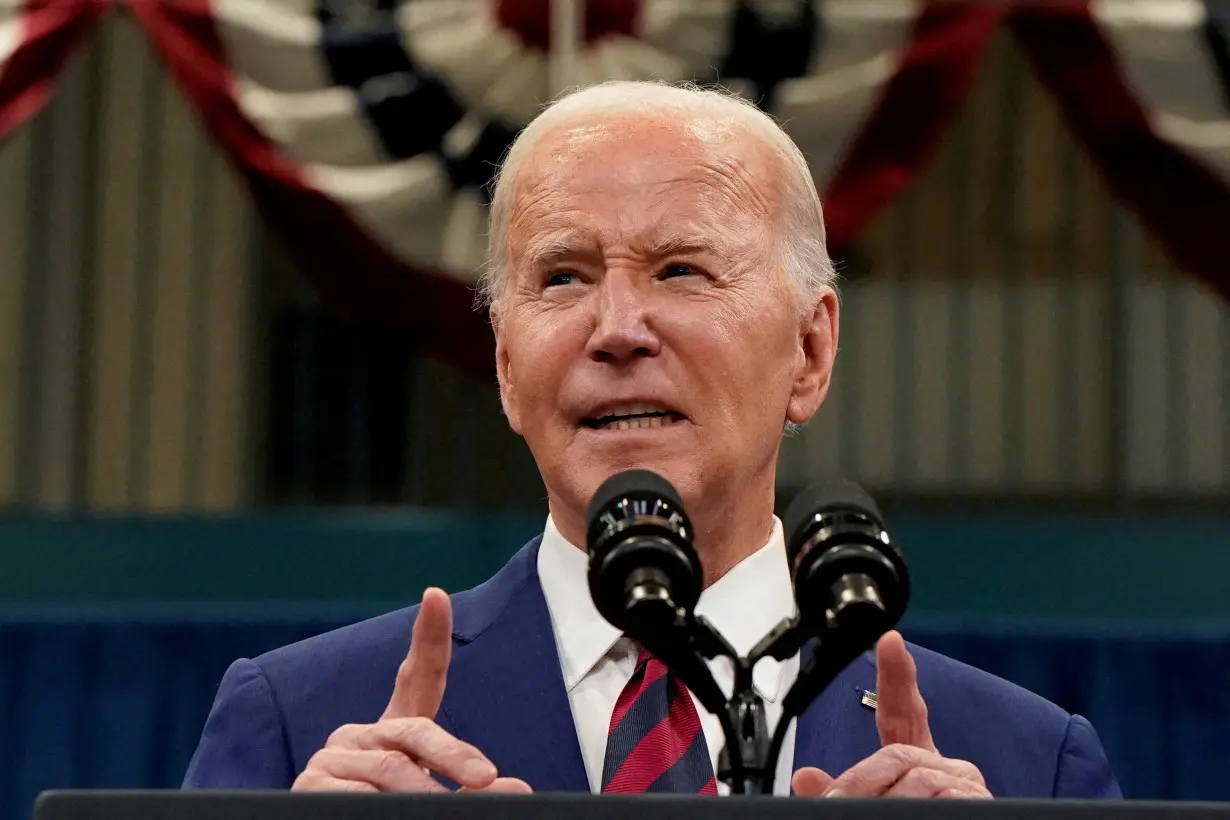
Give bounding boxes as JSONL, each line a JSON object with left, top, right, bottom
{"left": 520, "top": 232, "right": 721, "bottom": 271}
{"left": 647, "top": 235, "right": 720, "bottom": 259}
{"left": 519, "top": 233, "right": 596, "bottom": 271}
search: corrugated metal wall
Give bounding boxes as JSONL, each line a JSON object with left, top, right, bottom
{"left": 0, "top": 20, "right": 1225, "bottom": 513}
{"left": 783, "top": 32, "right": 1230, "bottom": 497}
{"left": 0, "top": 14, "right": 256, "bottom": 512}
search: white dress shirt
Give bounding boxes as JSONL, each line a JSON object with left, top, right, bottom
{"left": 536, "top": 515, "right": 799, "bottom": 795}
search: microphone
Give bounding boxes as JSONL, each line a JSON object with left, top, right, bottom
{"left": 586, "top": 469, "right": 703, "bottom": 636}
{"left": 586, "top": 469, "right": 753, "bottom": 792}
{"left": 764, "top": 480, "right": 911, "bottom": 779}
{"left": 783, "top": 479, "right": 910, "bottom": 645}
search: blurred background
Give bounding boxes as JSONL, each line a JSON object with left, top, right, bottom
{"left": 1, "top": 0, "right": 1229, "bottom": 817}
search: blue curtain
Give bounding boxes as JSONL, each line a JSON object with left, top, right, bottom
{"left": 3, "top": 614, "right": 1228, "bottom": 820}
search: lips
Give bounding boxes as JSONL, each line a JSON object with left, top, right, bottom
{"left": 581, "top": 401, "right": 688, "bottom": 431}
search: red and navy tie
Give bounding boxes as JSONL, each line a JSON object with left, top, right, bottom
{"left": 601, "top": 647, "right": 719, "bottom": 794}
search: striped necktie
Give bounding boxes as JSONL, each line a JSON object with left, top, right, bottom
{"left": 601, "top": 647, "right": 719, "bottom": 794}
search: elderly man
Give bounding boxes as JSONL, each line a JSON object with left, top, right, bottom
{"left": 184, "top": 82, "right": 1120, "bottom": 799}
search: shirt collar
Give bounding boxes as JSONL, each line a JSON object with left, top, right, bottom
{"left": 537, "top": 517, "right": 623, "bottom": 692}
{"left": 536, "top": 515, "right": 795, "bottom": 703}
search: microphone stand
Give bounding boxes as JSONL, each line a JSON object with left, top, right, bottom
{"left": 661, "top": 611, "right": 883, "bottom": 795}
{"left": 761, "top": 619, "right": 879, "bottom": 795}
{"left": 676, "top": 616, "right": 808, "bottom": 795}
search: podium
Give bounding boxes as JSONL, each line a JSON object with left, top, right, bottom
{"left": 33, "top": 792, "right": 1230, "bottom": 820}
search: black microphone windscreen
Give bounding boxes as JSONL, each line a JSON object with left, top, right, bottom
{"left": 586, "top": 469, "right": 683, "bottom": 530}
{"left": 783, "top": 480, "right": 883, "bottom": 551}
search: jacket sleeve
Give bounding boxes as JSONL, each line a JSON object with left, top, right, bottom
{"left": 182, "top": 659, "right": 296, "bottom": 789}
{"left": 1053, "top": 715, "right": 1123, "bottom": 798}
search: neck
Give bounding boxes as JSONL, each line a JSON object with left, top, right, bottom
{"left": 690, "top": 481, "right": 777, "bottom": 586}
{"left": 548, "top": 475, "right": 778, "bottom": 588}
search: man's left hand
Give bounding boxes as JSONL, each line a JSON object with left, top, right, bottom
{"left": 791, "top": 631, "right": 992, "bottom": 799}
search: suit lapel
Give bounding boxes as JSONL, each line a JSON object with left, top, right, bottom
{"left": 792, "top": 645, "right": 881, "bottom": 779}
{"left": 439, "top": 538, "right": 590, "bottom": 792}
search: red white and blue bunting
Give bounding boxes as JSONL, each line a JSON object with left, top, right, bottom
{"left": 0, "top": 0, "right": 105, "bottom": 139}
{"left": 1, "top": 0, "right": 1226, "bottom": 373}
{"left": 1011, "top": 0, "right": 1230, "bottom": 304}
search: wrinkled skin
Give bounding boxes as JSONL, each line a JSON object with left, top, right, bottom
{"left": 492, "top": 112, "right": 838, "bottom": 581}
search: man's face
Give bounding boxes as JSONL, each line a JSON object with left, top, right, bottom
{"left": 493, "top": 113, "right": 836, "bottom": 531}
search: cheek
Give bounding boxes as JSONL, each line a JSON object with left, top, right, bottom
{"left": 505, "top": 313, "right": 584, "bottom": 417}
{"left": 681, "top": 299, "right": 798, "bottom": 422}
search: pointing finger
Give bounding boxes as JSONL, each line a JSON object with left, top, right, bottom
{"left": 875, "top": 631, "right": 936, "bottom": 752}
{"left": 384, "top": 587, "right": 453, "bottom": 720}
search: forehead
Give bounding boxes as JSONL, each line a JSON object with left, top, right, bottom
{"left": 507, "top": 113, "right": 778, "bottom": 251}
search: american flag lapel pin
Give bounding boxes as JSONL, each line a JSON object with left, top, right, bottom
{"left": 860, "top": 689, "right": 878, "bottom": 710}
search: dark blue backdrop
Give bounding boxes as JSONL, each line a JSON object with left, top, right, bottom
{"left": 5, "top": 509, "right": 1230, "bottom": 819}
{"left": 3, "top": 614, "right": 1229, "bottom": 820}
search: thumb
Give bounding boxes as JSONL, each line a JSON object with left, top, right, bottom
{"left": 874, "top": 630, "right": 937, "bottom": 752}
{"left": 791, "top": 766, "right": 837, "bottom": 797}
{"left": 383, "top": 587, "right": 453, "bottom": 720}
{"left": 460, "top": 777, "right": 534, "bottom": 794}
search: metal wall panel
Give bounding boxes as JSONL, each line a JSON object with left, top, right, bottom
{"left": 778, "top": 31, "right": 1227, "bottom": 497}
{"left": 0, "top": 119, "right": 31, "bottom": 506}
{"left": 0, "top": 13, "right": 256, "bottom": 512}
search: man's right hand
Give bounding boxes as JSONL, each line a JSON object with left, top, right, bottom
{"left": 292, "top": 587, "right": 533, "bottom": 794}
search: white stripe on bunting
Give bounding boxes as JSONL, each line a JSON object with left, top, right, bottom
{"left": 213, "top": 0, "right": 332, "bottom": 93}
{"left": 0, "top": 3, "right": 23, "bottom": 69}
{"left": 1093, "top": 0, "right": 1230, "bottom": 184}
{"left": 776, "top": 0, "right": 919, "bottom": 189}
{"left": 235, "top": 80, "right": 390, "bottom": 167}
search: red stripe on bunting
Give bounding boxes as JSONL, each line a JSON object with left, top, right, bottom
{"left": 129, "top": 0, "right": 496, "bottom": 375}
{"left": 1010, "top": 2, "right": 1230, "bottom": 302}
{"left": 0, "top": 0, "right": 107, "bottom": 142}
{"left": 822, "top": 1, "right": 1003, "bottom": 253}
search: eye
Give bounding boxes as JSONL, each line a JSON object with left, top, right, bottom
{"left": 661, "top": 263, "right": 697, "bottom": 280}
{"left": 545, "top": 271, "right": 577, "bottom": 288}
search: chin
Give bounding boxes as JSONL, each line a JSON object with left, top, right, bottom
{"left": 579, "top": 456, "right": 701, "bottom": 503}
{"left": 541, "top": 431, "right": 707, "bottom": 514}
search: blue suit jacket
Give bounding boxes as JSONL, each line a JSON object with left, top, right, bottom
{"left": 184, "top": 537, "right": 1121, "bottom": 798}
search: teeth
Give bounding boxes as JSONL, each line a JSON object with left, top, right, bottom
{"left": 606, "top": 415, "right": 679, "bottom": 431}
{"left": 606, "top": 402, "right": 668, "bottom": 419}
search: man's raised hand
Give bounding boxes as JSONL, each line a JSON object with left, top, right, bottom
{"left": 292, "top": 588, "right": 532, "bottom": 794}
{"left": 791, "top": 631, "right": 991, "bottom": 799}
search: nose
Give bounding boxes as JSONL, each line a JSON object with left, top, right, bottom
{"left": 584, "top": 272, "right": 661, "bottom": 364}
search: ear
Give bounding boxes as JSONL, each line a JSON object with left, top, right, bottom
{"left": 492, "top": 307, "right": 523, "bottom": 434}
{"left": 786, "top": 288, "right": 839, "bottom": 425}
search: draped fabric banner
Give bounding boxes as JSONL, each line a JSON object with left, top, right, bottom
{"left": 1, "top": 0, "right": 1228, "bottom": 371}
{"left": 1010, "top": 0, "right": 1230, "bottom": 302}
{"left": 0, "top": 0, "right": 106, "bottom": 141}
{"left": 131, "top": 0, "right": 1000, "bottom": 374}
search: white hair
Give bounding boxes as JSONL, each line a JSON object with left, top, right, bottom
{"left": 479, "top": 80, "right": 836, "bottom": 316}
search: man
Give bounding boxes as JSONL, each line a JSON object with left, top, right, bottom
{"left": 184, "top": 81, "right": 1120, "bottom": 799}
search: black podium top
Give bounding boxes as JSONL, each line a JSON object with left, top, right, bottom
{"left": 33, "top": 792, "right": 1230, "bottom": 820}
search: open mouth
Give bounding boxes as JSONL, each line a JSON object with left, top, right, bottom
{"left": 581, "top": 403, "right": 687, "bottom": 431}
